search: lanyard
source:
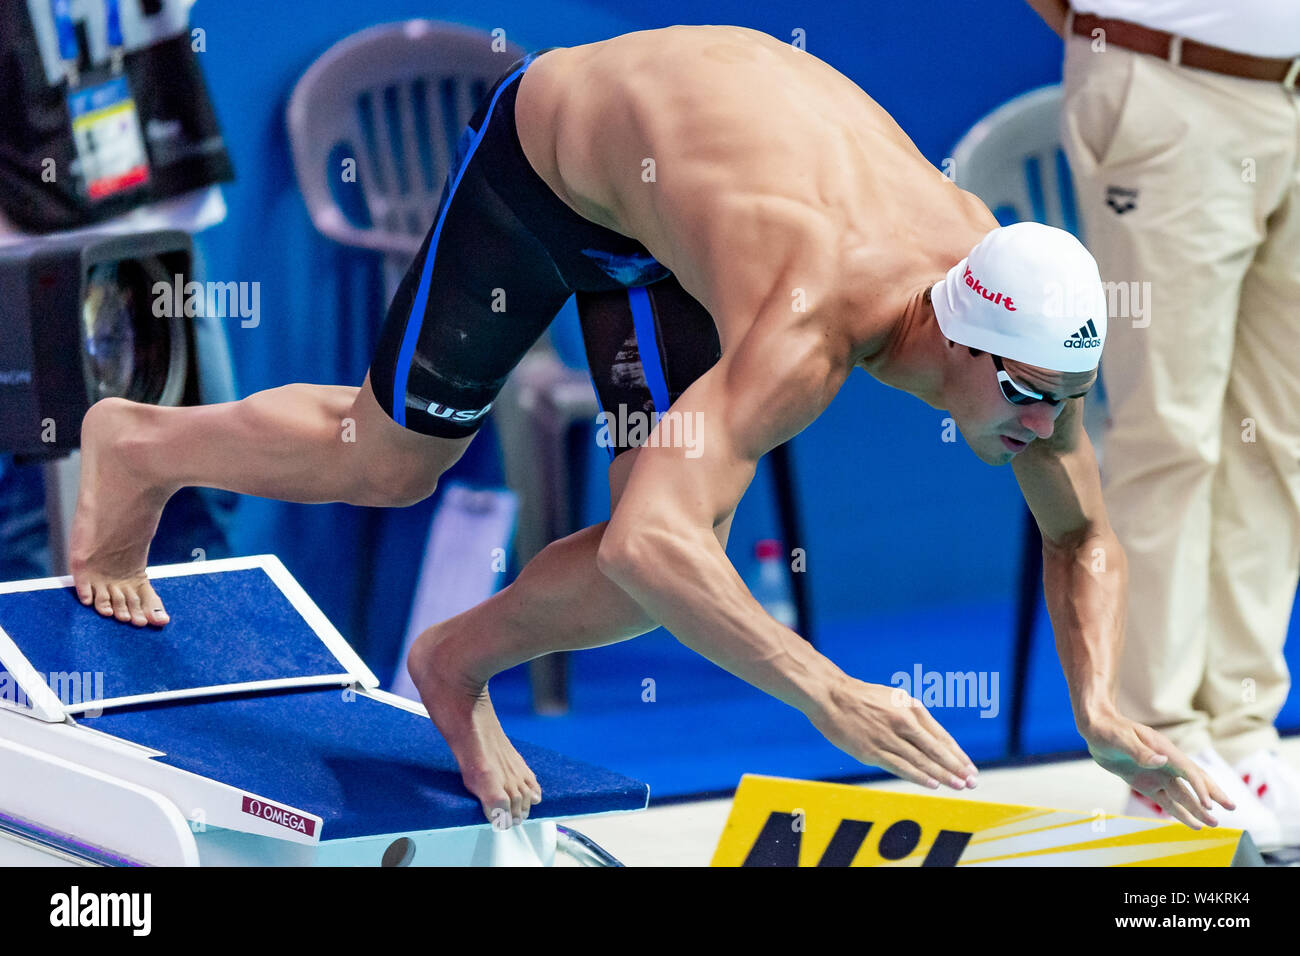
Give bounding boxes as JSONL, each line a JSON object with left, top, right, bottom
{"left": 53, "top": 0, "right": 152, "bottom": 201}
{"left": 50, "top": 0, "right": 125, "bottom": 84}
{"left": 105, "top": 0, "right": 123, "bottom": 73}
{"left": 105, "top": 0, "right": 121, "bottom": 50}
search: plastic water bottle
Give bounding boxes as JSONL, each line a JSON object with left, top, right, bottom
{"left": 750, "top": 538, "right": 797, "bottom": 629}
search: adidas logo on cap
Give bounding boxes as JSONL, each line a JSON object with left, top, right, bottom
{"left": 1064, "top": 319, "right": 1101, "bottom": 349}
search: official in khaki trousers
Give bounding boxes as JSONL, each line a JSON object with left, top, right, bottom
{"left": 1027, "top": 0, "right": 1300, "bottom": 848}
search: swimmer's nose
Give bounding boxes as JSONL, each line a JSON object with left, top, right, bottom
{"left": 1016, "top": 402, "right": 1058, "bottom": 441}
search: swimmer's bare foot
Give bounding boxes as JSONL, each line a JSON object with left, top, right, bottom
{"left": 69, "top": 398, "right": 175, "bottom": 627}
{"left": 408, "top": 623, "right": 542, "bottom": 828}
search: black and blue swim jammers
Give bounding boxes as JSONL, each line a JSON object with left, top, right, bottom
{"left": 368, "top": 47, "right": 721, "bottom": 456}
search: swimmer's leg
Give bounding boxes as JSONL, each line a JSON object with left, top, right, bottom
{"left": 72, "top": 55, "right": 548, "bottom": 628}
{"left": 407, "top": 446, "right": 734, "bottom": 827}
{"left": 71, "top": 374, "right": 465, "bottom": 626}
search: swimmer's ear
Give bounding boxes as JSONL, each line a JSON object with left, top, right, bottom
{"left": 944, "top": 339, "right": 983, "bottom": 359}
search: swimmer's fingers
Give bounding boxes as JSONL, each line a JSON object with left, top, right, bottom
{"left": 909, "top": 704, "right": 978, "bottom": 784}
{"left": 1134, "top": 726, "right": 1234, "bottom": 825}
{"left": 887, "top": 737, "right": 972, "bottom": 791}
{"left": 1158, "top": 755, "right": 1226, "bottom": 827}
{"left": 1201, "top": 770, "right": 1236, "bottom": 814}
{"left": 1147, "top": 783, "right": 1203, "bottom": 830}
{"left": 874, "top": 749, "right": 946, "bottom": 790}
{"left": 816, "top": 681, "right": 973, "bottom": 790}
{"left": 876, "top": 697, "right": 972, "bottom": 789}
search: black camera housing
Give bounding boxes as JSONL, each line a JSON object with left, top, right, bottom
{"left": 0, "top": 228, "right": 197, "bottom": 461}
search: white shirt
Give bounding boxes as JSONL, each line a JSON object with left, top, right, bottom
{"left": 1071, "top": 1, "right": 1300, "bottom": 58}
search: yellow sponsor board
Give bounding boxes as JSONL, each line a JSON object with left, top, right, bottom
{"left": 712, "top": 775, "right": 1259, "bottom": 867}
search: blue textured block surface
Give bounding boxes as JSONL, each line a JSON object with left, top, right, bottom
{"left": 0, "top": 569, "right": 346, "bottom": 701}
{"left": 81, "top": 688, "right": 648, "bottom": 838}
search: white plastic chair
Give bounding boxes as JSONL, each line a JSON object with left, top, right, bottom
{"left": 287, "top": 20, "right": 524, "bottom": 295}
{"left": 948, "top": 85, "right": 1078, "bottom": 232}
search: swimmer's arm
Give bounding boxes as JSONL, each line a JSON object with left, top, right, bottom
{"left": 1012, "top": 400, "right": 1236, "bottom": 825}
{"left": 597, "top": 321, "right": 846, "bottom": 716}
{"left": 1011, "top": 397, "right": 1127, "bottom": 727}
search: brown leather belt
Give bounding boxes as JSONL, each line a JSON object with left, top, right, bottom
{"left": 1069, "top": 11, "right": 1300, "bottom": 89}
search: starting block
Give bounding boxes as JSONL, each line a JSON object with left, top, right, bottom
{"left": 0, "top": 555, "right": 647, "bottom": 866}
{"left": 712, "top": 774, "right": 1263, "bottom": 867}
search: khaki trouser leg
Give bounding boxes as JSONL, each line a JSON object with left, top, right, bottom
{"left": 1059, "top": 36, "right": 1286, "bottom": 752}
{"left": 1202, "top": 110, "right": 1300, "bottom": 763}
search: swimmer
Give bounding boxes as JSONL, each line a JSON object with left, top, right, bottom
{"left": 71, "top": 25, "right": 1234, "bottom": 829}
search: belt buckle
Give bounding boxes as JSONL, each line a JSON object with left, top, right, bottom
{"left": 1285, "top": 57, "right": 1300, "bottom": 91}
{"left": 1167, "top": 35, "right": 1184, "bottom": 67}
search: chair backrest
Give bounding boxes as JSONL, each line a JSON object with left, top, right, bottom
{"left": 948, "top": 85, "right": 1079, "bottom": 236}
{"left": 287, "top": 21, "right": 524, "bottom": 260}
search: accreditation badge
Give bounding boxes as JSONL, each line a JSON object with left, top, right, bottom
{"left": 68, "top": 73, "right": 151, "bottom": 201}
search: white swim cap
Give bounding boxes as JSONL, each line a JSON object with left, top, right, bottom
{"left": 930, "top": 222, "right": 1107, "bottom": 373}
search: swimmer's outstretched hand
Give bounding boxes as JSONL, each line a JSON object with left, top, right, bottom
{"left": 1081, "top": 711, "right": 1236, "bottom": 829}
{"left": 808, "top": 676, "right": 979, "bottom": 790}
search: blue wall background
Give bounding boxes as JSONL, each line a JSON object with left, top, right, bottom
{"left": 176, "top": 0, "right": 1298, "bottom": 791}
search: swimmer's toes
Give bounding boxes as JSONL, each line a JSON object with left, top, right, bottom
{"left": 140, "top": 581, "right": 169, "bottom": 626}
{"left": 78, "top": 574, "right": 167, "bottom": 627}
{"left": 462, "top": 767, "right": 510, "bottom": 825}
{"left": 108, "top": 584, "right": 132, "bottom": 621}
{"left": 485, "top": 794, "right": 513, "bottom": 829}
{"left": 124, "top": 589, "right": 149, "bottom": 627}
{"left": 92, "top": 583, "right": 114, "bottom": 618}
